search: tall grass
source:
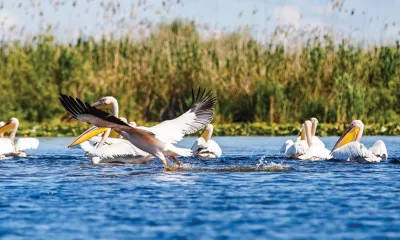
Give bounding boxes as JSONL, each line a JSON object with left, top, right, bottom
{"left": 0, "top": 21, "right": 399, "bottom": 125}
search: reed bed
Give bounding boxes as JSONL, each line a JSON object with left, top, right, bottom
{"left": 1, "top": 21, "right": 399, "bottom": 134}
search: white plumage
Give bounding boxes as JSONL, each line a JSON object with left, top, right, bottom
{"left": 0, "top": 138, "right": 15, "bottom": 155}
{"left": 332, "top": 142, "right": 380, "bottom": 162}
{"left": 191, "top": 124, "right": 222, "bottom": 158}
{"left": 15, "top": 138, "right": 40, "bottom": 152}
{"left": 61, "top": 89, "right": 215, "bottom": 169}
{"left": 282, "top": 140, "right": 308, "bottom": 159}
{"left": 191, "top": 138, "right": 222, "bottom": 158}
{"left": 368, "top": 140, "right": 388, "bottom": 159}
{"left": 0, "top": 118, "right": 39, "bottom": 158}
{"left": 331, "top": 120, "right": 388, "bottom": 162}
{"left": 282, "top": 117, "right": 328, "bottom": 159}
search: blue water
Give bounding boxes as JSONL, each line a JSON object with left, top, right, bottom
{"left": 0, "top": 136, "right": 399, "bottom": 239}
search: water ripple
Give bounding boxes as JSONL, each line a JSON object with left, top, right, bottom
{"left": 0, "top": 136, "right": 399, "bottom": 239}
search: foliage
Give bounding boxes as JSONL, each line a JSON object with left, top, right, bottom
{"left": 1, "top": 21, "right": 399, "bottom": 128}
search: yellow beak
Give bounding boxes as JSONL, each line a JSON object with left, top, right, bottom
{"left": 200, "top": 128, "right": 209, "bottom": 141}
{"left": 68, "top": 126, "right": 108, "bottom": 148}
{"left": 331, "top": 125, "right": 360, "bottom": 151}
{"left": 0, "top": 123, "right": 14, "bottom": 134}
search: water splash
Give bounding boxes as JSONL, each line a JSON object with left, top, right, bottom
{"left": 255, "top": 156, "right": 295, "bottom": 171}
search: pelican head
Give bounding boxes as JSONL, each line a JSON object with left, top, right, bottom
{"left": 331, "top": 120, "right": 364, "bottom": 152}
{"left": 0, "top": 118, "right": 19, "bottom": 134}
{"left": 0, "top": 118, "right": 19, "bottom": 141}
{"left": 200, "top": 124, "right": 214, "bottom": 142}
{"left": 91, "top": 96, "right": 119, "bottom": 116}
{"left": 91, "top": 96, "right": 117, "bottom": 107}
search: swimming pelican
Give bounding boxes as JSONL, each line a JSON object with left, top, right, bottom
{"left": 297, "top": 120, "right": 331, "bottom": 160}
{"left": 0, "top": 118, "right": 39, "bottom": 158}
{"left": 59, "top": 88, "right": 217, "bottom": 170}
{"left": 331, "top": 120, "right": 388, "bottom": 162}
{"left": 280, "top": 123, "right": 308, "bottom": 159}
{"left": 191, "top": 124, "right": 222, "bottom": 158}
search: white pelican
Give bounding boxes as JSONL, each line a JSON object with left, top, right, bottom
{"left": 67, "top": 95, "right": 189, "bottom": 166}
{"left": 331, "top": 120, "right": 388, "bottom": 162}
{"left": 280, "top": 124, "right": 308, "bottom": 159}
{"left": 0, "top": 118, "right": 39, "bottom": 158}
{"left": 297, "top": 120, "right": 331, "bottom": 161}
{"left": 59, "top": 88, "right": 217, "bottom": 170}
{"left": 191, "top": 124, "right": 222, "bottom": 158}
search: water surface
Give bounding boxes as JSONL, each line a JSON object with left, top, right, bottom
{"left": 0, "top": 136, "right": 399, "bottom": 239}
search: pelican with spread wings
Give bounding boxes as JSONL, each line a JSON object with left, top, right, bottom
{"left": 59, "top": 89, "right": 217, "bottom": 169}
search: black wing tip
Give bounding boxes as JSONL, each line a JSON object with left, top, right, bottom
{"left": 59, "top": 93, "right": 133, "bottom": 128}
{"left": 191, "top": 87, "right": 217, "bottom": 111}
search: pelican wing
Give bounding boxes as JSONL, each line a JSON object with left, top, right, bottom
{"left": 79, "top": 141, "right": 95, "bottom": 152}
{"left": 298, "top": 146, "right": 331, "bottom": 161}
{"left": 87, "top": 136, "right": 126, "bottom": 146}
{"left": 280, "top": 140, "right": 294, "bottom": 153}
{"left": 191, "top": 137, "right": 208, "bottom": 153}
{"left": 286, "top": 140, "right": 308, "bottom": 158}
{"left": 15, "top": 138, "right": 39, "bottom": 152}
{"left": 139, "top": 89, "right": 217, "bottom": 144}
{"left": 60, "top": 94, "right": 156, "bottom": 135}
{"left": 204, "top": 139, "right": 222, "bottom": 157}
{"left": 0, "top": 138, "right": 14, "bottom": 154}
{"left": 89, "top": 141, "right": 150, "bottom": 159}
{"left": 331, "top": 142, "right": 377, "bottom": 161}
{"left": 312, "top": 136, "right": 325, "bottom": 148}
{"left": 369, "top": 140, "right": 388, "bottom": 159}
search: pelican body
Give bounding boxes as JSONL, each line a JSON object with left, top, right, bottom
{"left": 0, "top": 118, "right": 39, "bottom": 158}
{"left": 191, "top": 124, "right": 222, "bottom": 158}
{"left": 331, "top": 120, "right": 388, "bottom": 162}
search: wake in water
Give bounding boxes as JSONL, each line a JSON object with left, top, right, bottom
{"left": 166, "top": 156, "right": 295, "bottom": 172}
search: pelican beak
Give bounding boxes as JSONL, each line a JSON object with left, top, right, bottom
{"left": 0, "top": 122, "right": 15, "bottom": 134}
{"left": 68, "top": 126, "right": 108, "bottom": 148}
{"left": 200, "top": 128, "right": 209, "bottom": 141}
{"left": 331, "top": 124, "right": 360, "bottom": 152}
{"left": 90, "top": 101, "right": 108, "bottom": 110}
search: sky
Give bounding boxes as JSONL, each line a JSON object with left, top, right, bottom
{"left": 0, "top": 0, "right": 399, "bottom": 45}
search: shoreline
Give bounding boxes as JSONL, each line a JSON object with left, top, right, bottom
{"left": 14, "top": 122, "right": 400, "bottom": 137}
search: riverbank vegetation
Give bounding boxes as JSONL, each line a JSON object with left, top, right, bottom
{"left": 1, "top": 19, "right": 400, "bottom": 136}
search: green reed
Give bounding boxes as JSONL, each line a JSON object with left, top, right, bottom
{"left": 1, "top": 21, "right": 400, "bottom": 128}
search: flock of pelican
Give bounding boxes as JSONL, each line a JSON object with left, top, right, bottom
{"left": 281, "top": 118, "right": 388, "bottom": 162}
{"left": 0, "top": 89, "right": 389, "bottom": 167}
